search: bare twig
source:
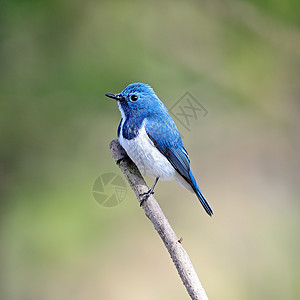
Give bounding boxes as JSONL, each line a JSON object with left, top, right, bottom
{"left": 109, "top": 139, "right": 209, "bottom": 300}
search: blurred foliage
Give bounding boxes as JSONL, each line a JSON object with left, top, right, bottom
{"left": 0, "top": 0, "right": 299, "bottom": 299}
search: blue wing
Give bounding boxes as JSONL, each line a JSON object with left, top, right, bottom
{"left": 145, "top": 115, "right": 213, "bottom": 216}
{"left": 145, "top": 115, "right": 190, "bottom": 181}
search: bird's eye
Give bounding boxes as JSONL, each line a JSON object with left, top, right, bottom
{"left": 130, "top": 94, "right": 138, "bottom": 102}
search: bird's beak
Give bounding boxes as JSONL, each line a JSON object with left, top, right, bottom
{"left": 105, "top": 93, "right": 124, "bottom": 101}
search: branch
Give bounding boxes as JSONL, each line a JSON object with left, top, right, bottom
{"left": 109, "top": 139, "right": 209, "bottom": 300}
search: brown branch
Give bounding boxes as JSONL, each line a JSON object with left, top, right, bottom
{"left": 109, "top": 139, "right": 209, "bottom": 300}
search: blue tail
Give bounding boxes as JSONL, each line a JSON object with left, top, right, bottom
{"left": 189, "top": 171, "right": 213, "bottom": 216}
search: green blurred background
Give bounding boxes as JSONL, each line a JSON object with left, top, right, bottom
{"left": 1, "top": 0, "right": 299, "bottom": 299}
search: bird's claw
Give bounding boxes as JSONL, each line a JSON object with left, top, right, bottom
{"left": 139, "top": 189, "right": 154, "bottom": 206}
{"left": 116, "top": 156, "right": 126, "bottom": 165}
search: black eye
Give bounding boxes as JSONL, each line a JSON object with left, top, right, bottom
{"left": 130, "top": 94, "right": 138, "bottom": 102}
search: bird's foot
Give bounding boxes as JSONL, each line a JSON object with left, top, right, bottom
{"left": 139, "top": 177, "right": 159, "bottom": 206}
{"left": 116, "top": 156, "right": 126, "bottom": 165}
{"left": 139, "top": 189, "right": 154, "bottom": 206}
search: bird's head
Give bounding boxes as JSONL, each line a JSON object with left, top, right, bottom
{"left": 105, "top": 82, "right": 167, "bottom": 118}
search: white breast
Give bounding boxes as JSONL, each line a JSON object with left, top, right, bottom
{"left": 118, "top": 118, "right": 175, "bottom": 181}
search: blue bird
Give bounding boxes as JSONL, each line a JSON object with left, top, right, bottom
{"left": 106, "top": 83, "right": 213, "bottom": 216}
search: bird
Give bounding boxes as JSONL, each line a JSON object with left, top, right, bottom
{"left": 105, "top": 83, "right": 213, "bottom": 216}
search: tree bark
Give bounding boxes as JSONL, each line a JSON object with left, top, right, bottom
{"left": 109, "top": 139, "right": 209, "bottom": 300}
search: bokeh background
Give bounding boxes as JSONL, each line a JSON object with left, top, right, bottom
{"left": 1, "top": 1, "right": 299, "bottom": 299}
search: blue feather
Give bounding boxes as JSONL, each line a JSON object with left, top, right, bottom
{"left": 145, "top": 115, "right": 213, "bottom": 216}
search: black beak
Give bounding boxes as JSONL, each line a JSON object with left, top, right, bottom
{"left": 105, "top": 93, "right": 123, "bottom": 101}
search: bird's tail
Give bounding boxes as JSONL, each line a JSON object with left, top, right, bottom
{"left": 189, "top": 171, "right": 213, "bottom": 216}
